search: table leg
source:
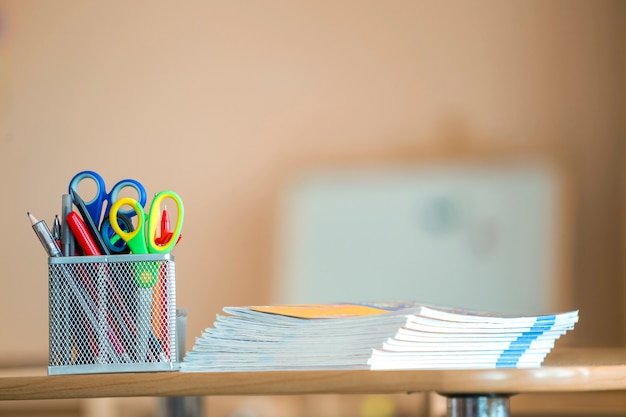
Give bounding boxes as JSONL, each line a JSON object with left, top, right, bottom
{"left": 157, "top": 396, "right": 203, "bottom": 417}
{"left": 157, "top": 309, "right": 204, "bottom": 417}
{"left": 445, "top": 394, "right": 512, "bottom": 417}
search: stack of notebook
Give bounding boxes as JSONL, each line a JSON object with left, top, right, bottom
{"left": 181, "top": 302, "right": 578, "bottom": 372}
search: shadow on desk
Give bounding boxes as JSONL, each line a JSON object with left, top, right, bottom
{"left": 0, "top": 359, "right": 156, "bottom": 417}
{"left": 1, "top": 392, "right": 626, "bottom": 417}
{"left": 0, "top": 397, "right": 156, "bottom": 417}
{"left": 510, "top": 392, "right": 626, "bottom": 417}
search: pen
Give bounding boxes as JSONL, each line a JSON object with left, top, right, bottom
{"left": 61, "top": 194, "right": 79, "bottom": 363}
{"left": 55, "top": 205, "right": 73, "bottom": 363}
{"left": 66, "top": 212, "right": 102, "bottom": 256}
{"left": 61, "top": 194, "right": 76, "bottom": 256}
{"left": 70, "top": 188, "right": 111, "bottom": 255}
{"left": 29, "top": 211, "right": 64, "bottom": 364}
{"left": 53, "top": 215, "right": 62, "bottom": 249}
{"left": 28, "top": 212, "right": 111, "bottom": 363}
{"left": 28, "top": 212, "right": 62, "bottom": 257}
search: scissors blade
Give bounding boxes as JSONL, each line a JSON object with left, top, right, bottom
{"left": 136, "top": 287, "right": 152, "bottom": 363}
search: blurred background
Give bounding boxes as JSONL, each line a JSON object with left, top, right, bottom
{"left": 0, "top": 1, "right": 623, "bottom": 416}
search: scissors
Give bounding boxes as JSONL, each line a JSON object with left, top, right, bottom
{"left": 109, "top": 191, "right": 184, "bottom": 258}
{"left": 109, "top": 190, "right": 184, "bottom": 361}
{"left": 69, "top": 171, "right": 147, "bottom": 253}
{"left": 100, "top": 213, "right": 134, "bottom": 254}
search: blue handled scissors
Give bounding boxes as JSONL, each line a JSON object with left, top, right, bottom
{"left": 69, "top": 170, "right": 148, "bottom": 229}
{"left": 109, "top": 190, "right": 184, "bottom": 362}
{"left": 100, "top": 213, "right": 134, "bottom": 254}
{"left": 69, "top": 170, "right": 147, "bottom": 254}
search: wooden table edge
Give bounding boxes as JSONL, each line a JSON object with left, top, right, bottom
{"left": 1, "top": 348, "right": 625, "bottom": 401}
{"left": 1, "top": 364, "right": 626, "bottom": 400}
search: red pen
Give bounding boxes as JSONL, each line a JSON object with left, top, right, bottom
{"left": 66, "top": 212, "right": 102, "bottom": 256}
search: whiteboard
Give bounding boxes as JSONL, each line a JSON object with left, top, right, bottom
{"left": 275, "top": 162, "right": 566, "bottom": 315}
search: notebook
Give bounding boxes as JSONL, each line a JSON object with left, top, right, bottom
{"left": 181, "top": 302, "right": 578, "bottom": 372}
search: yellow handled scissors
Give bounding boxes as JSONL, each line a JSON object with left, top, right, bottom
{"left": 109, "top": 191, "right": 184, "bottom": 362}
{"left": 110, "top": 190, "right": 183, "bottom": 248}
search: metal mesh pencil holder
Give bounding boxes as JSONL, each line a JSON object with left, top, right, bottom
{"left": 48, "top": 254, "right": 178, "bottom": 375}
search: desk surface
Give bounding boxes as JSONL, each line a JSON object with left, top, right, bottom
{"left": 1, "top": 348, "right": 625, "bottom": 401}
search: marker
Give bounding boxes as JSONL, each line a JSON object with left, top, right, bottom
{"left": 155, "top": 206, "right": 182, "bottom": 246}
{"left": 66, "top": 212, "right": 102, "bottom": 256}
{"left": 65, "top": 211, "right": 112, "bottom": 364}
{"left": 155, "top": 207, "right": 171, "bottom": 245}
{"left": 28, "top": 212, "right": 62, "bottom": 257}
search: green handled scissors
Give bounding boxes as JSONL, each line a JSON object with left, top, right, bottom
{"left": 109, "top": 190, "right": 184, "bottom": 361}
{"left": 109, "top": 191, "right": 184, "bottom": 258}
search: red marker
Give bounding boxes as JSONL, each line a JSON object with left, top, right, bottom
{"left": 66, "top": 212, "right": 101, "bottom": 256}
{"left": 154, "top": 207, "right": 171, "bottom": 245}
{"left": 155, "top": 207, "right": 182, "bottom": 246}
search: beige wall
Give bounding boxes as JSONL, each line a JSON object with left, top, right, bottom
{"left": 0, "top": 0, "right": 623, "bottom": 365}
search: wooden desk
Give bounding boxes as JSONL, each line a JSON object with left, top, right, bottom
{"left": 1, "top": 348, "right": 625, "bottom": 417}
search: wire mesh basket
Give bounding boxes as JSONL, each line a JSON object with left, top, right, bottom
{"left": 48, "top": 254, "right": 178, "bottom": 375}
